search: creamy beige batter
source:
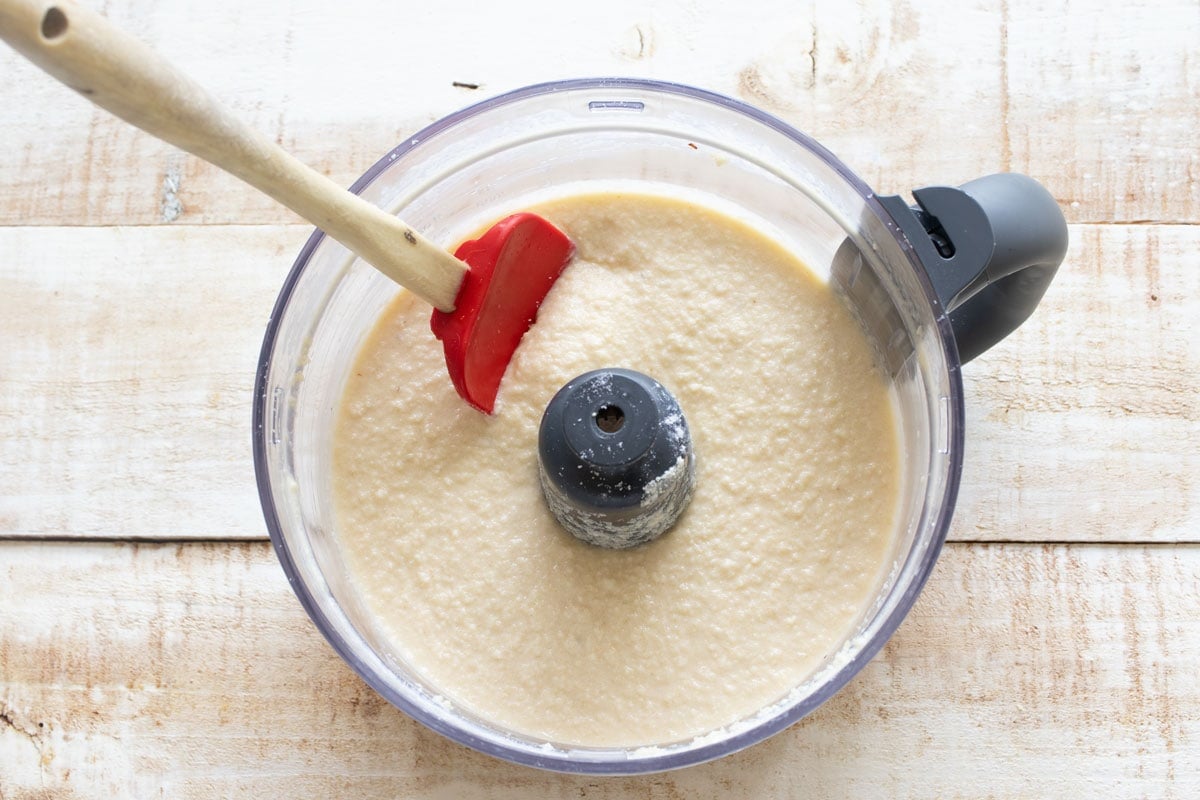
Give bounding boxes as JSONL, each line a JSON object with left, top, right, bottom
{"left": 332, "top": 192, "right": 900, "bottom": 747}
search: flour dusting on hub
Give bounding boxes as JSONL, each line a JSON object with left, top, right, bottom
{"left": 537, "top": 368, "right": 696, "bottom": 548}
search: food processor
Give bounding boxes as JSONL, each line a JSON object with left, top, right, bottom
{"left": 253, "top": 78, "right": 1068, "bottom": 773}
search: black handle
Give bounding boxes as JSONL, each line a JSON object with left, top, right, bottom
{"left": 878, "top": 173, "right": 1069, "bottom": 363}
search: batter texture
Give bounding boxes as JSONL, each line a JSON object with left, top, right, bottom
{"left": 332, "top": 192, "right": 900, "bottom": 747}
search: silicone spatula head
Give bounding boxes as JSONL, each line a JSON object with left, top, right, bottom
{"left": 430, "top": 213, "right": 575, "bottom": 414}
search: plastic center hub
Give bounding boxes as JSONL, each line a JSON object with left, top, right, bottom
{"left": 537, "top": 368, "right": 696, "bottom": 548}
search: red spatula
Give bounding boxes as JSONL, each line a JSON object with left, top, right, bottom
{"left": 432, "top": 214, "right": 573, "bottom": 412}
{"left": 0, "top": 0, "right": 573, "bottom": 414}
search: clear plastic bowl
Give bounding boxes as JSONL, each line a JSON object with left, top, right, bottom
{"left": 253, "top": 78, "right": 962, "bottom": 774}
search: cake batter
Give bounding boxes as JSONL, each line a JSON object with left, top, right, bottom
{"left": 332, "top": 191, "right": 900, "bottom": 747}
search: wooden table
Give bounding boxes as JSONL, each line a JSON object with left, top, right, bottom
{"left": 2, "top": 0, "right": 1197, "bottom": 796}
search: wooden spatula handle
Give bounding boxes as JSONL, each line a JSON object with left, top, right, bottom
{"left": 0, "top": 0, "right": 467, "bottom": 310}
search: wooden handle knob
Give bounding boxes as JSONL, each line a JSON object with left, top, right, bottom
{"left": 0, "top": 0, "right": 467, "bottom": 310}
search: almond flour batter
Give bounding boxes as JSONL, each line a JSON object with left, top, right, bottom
{"left": 332, "top": 192, "right": 900, "bottom": 747}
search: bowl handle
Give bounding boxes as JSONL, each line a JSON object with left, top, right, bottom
{"left": 877, "top": 173, "right": 1069, "bottom": 363}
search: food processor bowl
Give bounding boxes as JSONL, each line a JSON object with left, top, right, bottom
{"left": 254, "top": 78, "right": 1065, "bottom": 773}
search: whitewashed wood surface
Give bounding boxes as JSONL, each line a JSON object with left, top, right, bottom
{"left": 2, "top": 542, "right": 1197, "bottom": 798}
{"left": 1, "top": 0, "right": 1197, "bottom": 797}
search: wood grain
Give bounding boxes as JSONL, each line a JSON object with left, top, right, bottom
{"left": 0, "top": 0, "right": 1195, "bottom": 227}
{"left": 0, "top": 540, "right": 1196, "bottom": 798}
{"left": 0, "top": 224, "right": 296, "bottom": 540}
{"left": 2, "top": 223, "right": 1195, "bottom": 542}
{"left": 959, "top": 223, "right": 1200, "bottom": 543}
{"left": 0, "top": 0, "right": 1196, "bottom": 795}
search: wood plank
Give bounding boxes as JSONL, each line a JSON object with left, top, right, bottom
{"left": 1003, "top": 0, "right": 1200, "bottom": 224}
{"left": 0, "top": 0, "right": 823, "bottom": 227}
{"left": 959, "top": 223, "right": 1200, "bottom": 543}
{"left": 0, "top": 225, "right": 297, "bottom": 539}
{"left": 0, "top": 540, "right": 1196, "bottom": 797}
{"left": 0, "top": 0, "right": 1195, "bottom": 227}
{"left": 1, "top": 222, "right": 1196, "bottom": 542}
{"left": 806, "top": 0, "right": 1200, "bottom": 224}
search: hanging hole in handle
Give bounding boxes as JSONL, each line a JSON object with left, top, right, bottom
{"left": 41, "top": 7, "right": 69, "bottom": 40}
